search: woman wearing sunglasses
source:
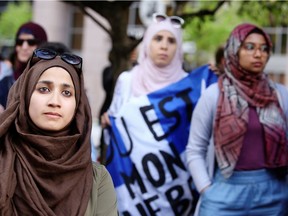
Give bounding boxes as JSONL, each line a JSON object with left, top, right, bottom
{"left": 186, "top": 23, "right": 288, "bottom": 216}
{"left": 0, "top": 22, "right": 48, "bottom": 113}
{"left": 101, "top": 14, "right": 200, "bottom": 215}
{"left": 10, "top": 22, "right": 48, "bottom": 80}
{"left": 0, "top": 48, "right": 118, "bottom": 216}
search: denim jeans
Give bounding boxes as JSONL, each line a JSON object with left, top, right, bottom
{"left": 199, "top": 169, "right": 288, "bottom": 216}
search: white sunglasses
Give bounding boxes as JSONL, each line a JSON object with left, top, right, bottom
{"left": 152, "top": 13, "right": 184, "bottom": 28}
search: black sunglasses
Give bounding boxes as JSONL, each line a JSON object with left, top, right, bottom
{"left": 16, "top": 38, "right": 39, "bottom": 46}
{"left": 31, "top": 48, "right": 82, "bottom": 71}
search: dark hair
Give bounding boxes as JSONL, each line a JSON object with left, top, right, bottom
{"left": 215, "top": 46, "right": 224, "bottom": 66}
{"left": 248, "top": 28, "right": 265, "bottom": 36}
{"left": 38, "top": 42, "right": 71, "bottom": 55}
{"left": 247, "top": 28, "right": 271, "bottom": 52}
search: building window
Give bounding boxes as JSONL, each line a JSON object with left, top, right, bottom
{"left": 70, "top": 8, "right": 83, "bottom": 51}
{"left": 263, "top": 27, "right": 288, "bottom": 85}
{"left": 265, "top": 27, "right": 288, "bottom": 55}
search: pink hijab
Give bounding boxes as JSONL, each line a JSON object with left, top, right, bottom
{"left": 131, "top": 19, "right": 186, "bottom": 96}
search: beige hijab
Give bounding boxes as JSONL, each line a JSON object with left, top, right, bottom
{"left": 0, "top": 56, "right": 93, "bottom": 215}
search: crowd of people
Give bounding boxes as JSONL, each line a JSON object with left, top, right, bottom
{"left": 0, "top": 12, "right": 287, "bottom": 216}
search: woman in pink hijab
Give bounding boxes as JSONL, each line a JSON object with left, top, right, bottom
{"left": 101, "top": 14, "right": 200, "bottom": 215}
{"left": 102, "top": 13, "right": 186, "bottom": 126}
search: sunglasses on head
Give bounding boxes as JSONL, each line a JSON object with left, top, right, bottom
{"left": 31, "top": 48, "right": 82, "bottom": 71}
{"left": 16, "top": 38, "right": 39, "bottom": 46}
{"left": 152, "top": 13, "right": 184, "bottom": 28}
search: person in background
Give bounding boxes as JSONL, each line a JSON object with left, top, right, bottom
{"left": 101, "top": 13, "right": 187, "bottom": 127}
{"left": 204, "top": 45, "right": 225, "bottom": 77}
{"left": 97, "top": 47, "right": 139, "bottom": 162}
{"left": 188, "top": 45, "right": 223, "bottom": 93}
{"left": 100, "top": 13, "right": 206, "bottom": 215}
{"left": 97, "top": 64, "right": 114, "bottom": 162}
{"left": 99, "top": 65, "right": 114, "bottom": 119}
{"left": 212, "top": 45, "right": 225, "bottom": 75}
{"left": 186, "top": 23, "right": 288, "bottom": 216}
{"left": 0, "top": 48, "right": 118, "bottom": 215}
{"left": 10, "top": 21, "right": 48, "bottom": 80}
{"left": 0, "top": 55, "right": 13, "bottom": 112}
{"left": 0, "top": 22, "right": 48, "bottom": 113}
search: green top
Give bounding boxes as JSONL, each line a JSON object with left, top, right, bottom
{"left": 84, "top": 163, "right": 118, "bottom": 216}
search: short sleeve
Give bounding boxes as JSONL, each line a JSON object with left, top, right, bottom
{"left": 84, "top": 163, "right": 118, "bottom": 216}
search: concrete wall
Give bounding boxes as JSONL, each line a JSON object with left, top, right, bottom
{"left": 81, "top": 8, "right": 111, "bottom": 120}
{"left": 32, "top": 1, "right": 71, "bottom": 47}
{"left": 32, "top": 0, "right": 111, "bottom": 121}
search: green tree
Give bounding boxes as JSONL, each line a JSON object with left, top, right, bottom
{"left": 238, "top": 1, "right": 288, "bottom": 27}
{"left": 65, "top": 0, "right": 226, "bottom": 81}
{"left": 65, "top": 0, "right": 288, "bottom": 74}
{"left": 183, "top": 1, "right": 262, "bottom": 67}
{"left": 0, "top": 1, "right": 32, "bottom": 46}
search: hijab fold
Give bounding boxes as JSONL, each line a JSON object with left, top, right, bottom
{"left": 214, "top": 23, "right": 287, "bottom": 178}
{"left": 0, "top": 56, "right": 93, "bottom": 215}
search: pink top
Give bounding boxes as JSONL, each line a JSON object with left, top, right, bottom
{"left": 235, "top": 106, "right": 265, "bottom": 170}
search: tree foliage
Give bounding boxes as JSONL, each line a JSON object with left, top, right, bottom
{"left": 64, "top": 0, "right": 226, "bottom": 80}
{"left": 183, "top": 1, "right": 262, "bottom": 66}
{"left": 0, "top": 1, "right": 32, "bottom": 44}
{"left": 56, "top": 0, "right": 288, "bottom": 77}
{"left": 238, "top": 1, "right": 288, "bottom": 27}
